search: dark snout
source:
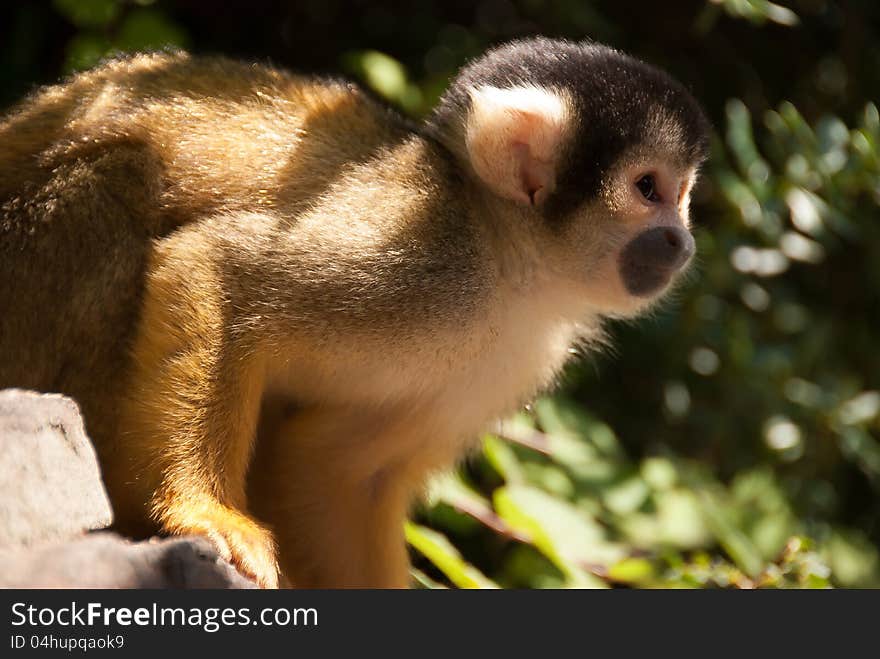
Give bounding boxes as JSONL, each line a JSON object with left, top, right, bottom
{"left": 619, "top": 226, "right": 695, "bottom": 297}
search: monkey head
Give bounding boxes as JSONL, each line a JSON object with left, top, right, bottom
{"left": 428, "top": 38, "right": 710, "bottom": 318}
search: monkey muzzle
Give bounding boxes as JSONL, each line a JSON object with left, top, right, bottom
{"left": 618, "top": 225, "right": 695, "bottom": 297}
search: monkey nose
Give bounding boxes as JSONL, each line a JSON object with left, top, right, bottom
{"left": 627, "top": 225, "right": 695, "bottom": 270}
{"left": 618, "top": 226, "right": 695, "bottom": 296}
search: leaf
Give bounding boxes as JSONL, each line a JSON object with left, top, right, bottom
{"left": 481, "top": 433, "right": 525, "bottom": 483}
{"left": 493, "top": 484, "right": 622, "bottom": 587}
{"left": 534, "top": 397, "right": 623, "bottom": 458}
{"left": 404, "top": 522, "right": 499, "bottom": 589}
{"left": 698, "top": 490, "right": 766, "bottom": 578}
{"left": 602, "top": 475, "right": 650, "bottom": 515}
{"left": 617, "top": 488, "right": 711, "bottom": 551}
{"left": 641, "top": 458, "right": 679, "bottom": 491}
{"left": 657, "top": 489, "right": 714, "bottom": 549}
{"left": 607, "top": 558, "right": 655, "bottom": 585}
{"left": 713, "top": 0, "right": 799, "bottom": 27}
{"left": 343, "top": 50, "right": 423, "bottom": 113}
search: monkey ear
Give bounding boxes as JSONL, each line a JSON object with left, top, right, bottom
{"left": 465, "top": 85, "right": 572, "bottom": 206}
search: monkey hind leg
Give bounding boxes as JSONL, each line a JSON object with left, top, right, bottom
{"left": 0, "top": 145, "right": 166, "bottom": 444}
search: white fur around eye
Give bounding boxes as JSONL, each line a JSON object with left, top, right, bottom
{"left": 465, "top": 85, "right": 573, "bottom": 205}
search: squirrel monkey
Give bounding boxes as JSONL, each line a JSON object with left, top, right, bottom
{"left": 0, "top": 38, "right": 708, "bottom": 588}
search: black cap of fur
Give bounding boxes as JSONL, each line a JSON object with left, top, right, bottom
{"left": 427, "top": 38, "right": 710, "bottom": 218}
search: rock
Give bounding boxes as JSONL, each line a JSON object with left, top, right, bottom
{"left": 0, "top": 532, "right": 258, "bottom": 588}
{"left": 0, "top": 388, "right": 113, "bottom": 548}
{"left": 0, "top": 388, "right": 256, "bottom": 588}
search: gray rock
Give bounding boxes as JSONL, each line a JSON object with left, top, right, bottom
{"left": 0, "top": 532, "right": 258, "bottom": 588}
{"left": 0, "top": 388, "right": 113, "bottom": 548}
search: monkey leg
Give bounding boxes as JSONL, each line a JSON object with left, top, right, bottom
{"left": 0, "top": 144, "right": 165, "bottom": 444}
{"left": 249, "top": 406, "right": 414, "bottom": 588}
{"left": 111, "top": 240, "right": 280, "bottom": 588}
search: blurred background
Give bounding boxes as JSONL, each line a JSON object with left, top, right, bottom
{"left": 2, "top": 0, "right": 878, "bottom": 588}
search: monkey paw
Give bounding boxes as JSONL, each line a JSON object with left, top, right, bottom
{"left": 161, "top": 503, "right": 280, "bottom": 589}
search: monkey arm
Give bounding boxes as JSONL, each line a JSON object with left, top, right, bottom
{"left": 111, "top": 227, "right": 279, "bottom": 588}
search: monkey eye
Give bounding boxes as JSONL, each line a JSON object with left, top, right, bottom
{"left": 636, "top": 174, "right": 661, "bottom": 202}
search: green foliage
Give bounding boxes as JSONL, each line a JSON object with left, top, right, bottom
{"left": 411, "top": 398, "right": 875, "bottom": 588}
{"left": 342, "top": 51, "right": 425, "bottom": 115}
{"left": 405, "top": 523, "right": 499, "bottom": 589}
{"left": 53, "top": 0, "right": 188, "bottom": 73}
{"left": 698, "top": 0, "right": 799, "bottom": 28}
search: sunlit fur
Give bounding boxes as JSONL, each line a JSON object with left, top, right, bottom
{"left": 0, "top": 39, "right": 708, "bottom": 588}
